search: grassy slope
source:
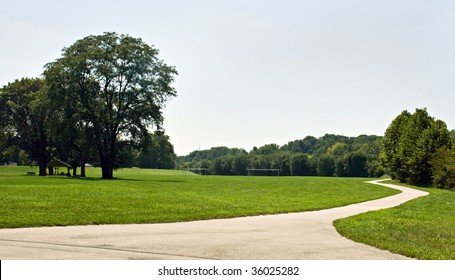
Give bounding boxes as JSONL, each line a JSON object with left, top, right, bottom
{"left": 0, "top": 166, "right": 398, "bottom": 228}
{"left": 334, "top": 181, "right": 455, "bottom": 259}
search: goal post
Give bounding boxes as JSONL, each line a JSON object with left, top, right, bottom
{"left": 247, "top": 168, "right": 280, "bottom": 176}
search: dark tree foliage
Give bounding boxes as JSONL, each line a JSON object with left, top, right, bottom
{"left": 0, "top": 78, "right": 51, "bottom": 175}
{"left": 176, "top": 147, "right": 248, "bottom": 164}
{"left": 250, "top": 144, "right": 280, "bottom": 155}
{"left": 178, "top": 134, "right": 384, "bottom": 177}
{"left": 345, "top": 153, "right": 368, "bottom": 177}
{"left": 429, "top": 146, "right": 455, "bottom": 189}
{"left": 137, "top": 131, "right": 176, "bottom": 169}
{"left": 317, "top": 154, "right": 336, "bottom": 176}
{"left": 290, "top": 153, "right": 311, "bottom": 176}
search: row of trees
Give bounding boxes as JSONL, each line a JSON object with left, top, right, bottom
{"left": 0, "top": 32, "right": 177, "bottom": 178}
{"left": 382, "top": 108, "right": 455, "bottom": 189}
{"left": 178, "top": 110, "right": 455, "bottom": 188}
{"left": 176, "top": 134, "right": 384, "bottom": 177}
{"left": 0, "top": 76, "right": 177, "bottom": 173}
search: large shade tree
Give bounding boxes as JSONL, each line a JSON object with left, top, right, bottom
{"left": 0, "top": 78, "right": 51, "bottom": 175}
{"left": 44, "top": 32, "right": 177, "bottom": 179}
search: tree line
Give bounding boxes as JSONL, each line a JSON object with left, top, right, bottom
{"left": 0, "top": 32, "right": 177, "bottom": 178}
{"left": 177, "top": 108, "right": 455, "bottom": 190}
{"left": 176, "top": 134, "right": 385, "bottom": 177}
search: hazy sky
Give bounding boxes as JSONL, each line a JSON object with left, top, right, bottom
{"left": 1, "top": 0, "right": 454, "bottom": 155}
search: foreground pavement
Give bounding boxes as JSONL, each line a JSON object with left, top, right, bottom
{"left": 0, "top": 180, "right": 428, "bottom": 260}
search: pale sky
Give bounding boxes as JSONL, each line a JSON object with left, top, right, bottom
{"left": 1, "top": 0, "right": 454, "bottom": 155}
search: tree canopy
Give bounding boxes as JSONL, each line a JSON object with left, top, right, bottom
{"left": 382, "top": 108, "right": 453, "bottom": 186}
{"left": 176, "top": 134, "right": 384, "bottom": 177}
{"left": 0, "top": 78, "right": 50, "bottom": 175}
{"left": 44, "top": 32, "right": 177, "bottom": 178}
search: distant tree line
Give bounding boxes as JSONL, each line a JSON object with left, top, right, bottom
{"left": 177, "top": 109, "right": 455, "bottom": 189}
{"left": 176, "top": 134, "right": 385, "bottom": 177}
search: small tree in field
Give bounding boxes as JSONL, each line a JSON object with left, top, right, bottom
{"left": 44, "top": 32, "right": 177, "bottom": 179}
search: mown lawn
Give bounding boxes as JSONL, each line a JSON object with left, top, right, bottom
{"left": 0, "top": 166, "right": 398, "bottom": 228}
{"left": 334, "top": 181, "right": 455, "bottom": 259}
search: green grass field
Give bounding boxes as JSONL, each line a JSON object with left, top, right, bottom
{"left": 0, "top": 166, "right": 398, "bottom": 228}
{"left": 334, "top": 181, "right": 455, "bottom": 259}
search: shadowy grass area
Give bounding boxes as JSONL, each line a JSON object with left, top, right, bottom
{"left": 334, "top": 180, "right": 455, "bottom": 259}
{"left": 0, "top": 166, "right": 398, "bottom": 228}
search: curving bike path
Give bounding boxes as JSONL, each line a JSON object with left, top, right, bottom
{"left": 0, "top": 180, "right": 428, "bottom": 259}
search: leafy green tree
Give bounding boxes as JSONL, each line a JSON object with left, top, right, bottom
{"left": 409, "top": 118, "right": 452, "bottom": 184}
{"left": 334, "top": 156, "right": 348, "bottom": 177}
{"left": 44, "top": 32, "right": 177, "bottom": 179}
{"left": 49, "top": 96, "right": 95, "bottom": 177}
{"left": 281, "top": 136, "right": 319, "bottom": 154}
{"left": 0, "top": 78, "right": 51, "bottom": 175}
{"left": 366, "top": 159, "right": 385, "bottom": 178}
{"left": 290, "top": 153, "right": 310, "bottom": 176}
{"left": 137, "top": 131, "right": 176, "bottom": 169}
{"left": 450, "top": 130, "right": 455, "bottom": 141}
{"left": 383, "top": 108, "right": 453, "bottom": 185}
{"left": 317, "top": 154, "right": 335, "bottom": 176}
{"left": 232, "top": 154, "right": 248, "bottom": 175}
{"left": 278, "top": 154, "right": 292, "bottom": 176}
{"left": 248, "top": 155, "right": 271, "bottom": 169}
{"left": 251, "top": 143, "right": 280, "bottom": 155}
{"left": 326, "top": 142, "right": 348, "bottom": 157}
{"left": 345, "top": 152, "right": 368, "bottom": 177}
{"left": 211, "top": 157, "right": 223, "bottom": 175}
{"left": 211, "top": 156, "right": 235, "bottom": 175}
{"left": 382, "top": 110, "right": 412, "bottom": 181}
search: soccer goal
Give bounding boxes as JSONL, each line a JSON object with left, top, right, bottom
{"left": 184, "top": 168, "right": 209, "bottom": 175}
{"left": 247, "top": 168, "right": 280, "bottom": 176}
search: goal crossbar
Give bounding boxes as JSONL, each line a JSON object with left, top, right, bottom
{"left": 247, "top": 168, "right": 280, "bottom": 176}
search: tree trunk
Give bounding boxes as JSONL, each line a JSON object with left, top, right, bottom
{"left": 37, "top": 148, "right": 47, "bottom": 176}
{"left": 100, "top": 153, "right": 114, "bottom": 179}
{"left": 98, "top": 130, "right": 117, "bottom": 179}
{"left": 101, "top": 162, "right": 114, "bottom": 179}
{"left": 38, "top": 159, "right": 47, "bottom": 176}
{"left": 80, "top": 151, "right": 86, "bottom": 177}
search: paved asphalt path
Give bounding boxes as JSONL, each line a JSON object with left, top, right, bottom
{"left": 0, "top": 180, "right": 428, "bottom": 260}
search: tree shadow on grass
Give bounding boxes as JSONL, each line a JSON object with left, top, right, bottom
{"left": 42, "top": 176, "right": 144, "bottom": 182}
{"left": 33, "top": 175, "right": 188, "bottom": 183}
